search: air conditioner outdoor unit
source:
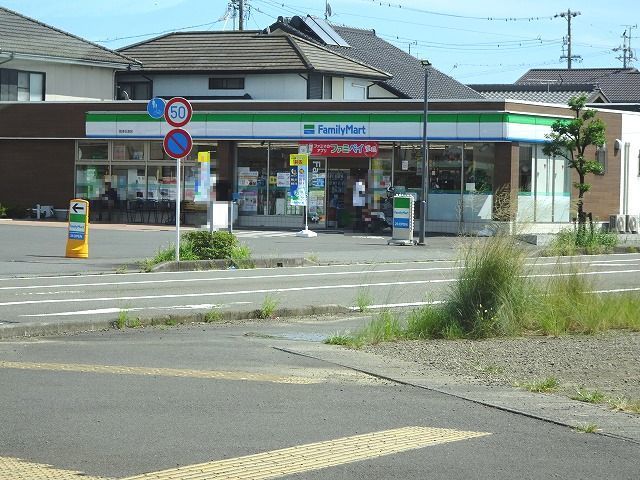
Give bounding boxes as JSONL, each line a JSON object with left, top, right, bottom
{"left": 610, "top": 214, "right": 626, "bottom": 233}
{"left": 626, "top": 215, "right": 639, "bottom": 234}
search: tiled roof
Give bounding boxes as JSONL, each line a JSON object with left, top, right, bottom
{"left": 516, "top": 68, "right": 640, "bottom": 103}
{"left": 468, "top": 83, "right": 607, "bottom": 104}
{"left": 0, "top": 6, "right": 137, "bottom": 66}
{"left": 119, "top": 31, "right": 389, "bottom": 79}
{"left": 327, "top": 26, "right": 483, "bottom": 100}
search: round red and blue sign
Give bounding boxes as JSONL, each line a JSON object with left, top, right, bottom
{"left": 164, "top": 97, "right": 192, "bottom": 128}
{"left": 163, "top": 128, "right": 193, "bottom": 159}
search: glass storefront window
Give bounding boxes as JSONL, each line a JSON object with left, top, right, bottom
{"left": 111, "top": 165, "right": 147, "bottom": 200}
{"left": 237, "top": 144, "right": 267, "bottom": 215}
{"left": 370, "top": 148, "right": 393, "bottom": 210}
{"left": 147, "top": 165, "right": 177, "bottom": 200}
{"left": 464, "top": 144, "right": 494, "bottom": 194}
{"left": 75, "top": 165, "right": 109, "bottom": 199}
{"left": 268, "top": 144, "right": 300, "bottom": 215}
{"left": 78, "top": 142, "right": 108, "bottom": 161}
{"left": 462, "top": 143, "right": 495, "bottom": 222}
{"left": 113, "top": 141, "right": 145, "bottom": 161}
{"left": 430, "top": 144, "right": 462, "bottom": 193}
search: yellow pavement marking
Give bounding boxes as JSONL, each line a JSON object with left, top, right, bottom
{"left": 0, "top": 456, "right": 113, "bottom": 480}
{"left": 0, "top": 361, "right": 318, "bottom": 385}
{"left": 123, "top": 426, "right": 491, "bottom": 479}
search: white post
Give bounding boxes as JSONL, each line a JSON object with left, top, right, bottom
{"left": 303, "top": 166, "right": 310, "bottom": 232}
{"left": 175, "top": 157, "right": 181, "bottom": 261}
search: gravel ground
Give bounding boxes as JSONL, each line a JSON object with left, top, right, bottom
{"left": 364, "top": 331, "right": 640, "bottom": 403}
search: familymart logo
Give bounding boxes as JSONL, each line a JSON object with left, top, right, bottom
{"left": 303, "top": 123, "right": 367, "bottom": 136}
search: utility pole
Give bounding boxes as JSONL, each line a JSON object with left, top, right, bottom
{"left": 614, "top": 25, "right": 637, "bottom": 68}
{"left": 555, "top": 9, "right": 581, "bottom": 69}
{"left": 238, "top": 0, "right": 244, "bottom": 31}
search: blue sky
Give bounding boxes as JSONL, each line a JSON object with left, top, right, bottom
{"left": 2, "top": 0, "right": 638, "bottom": 83}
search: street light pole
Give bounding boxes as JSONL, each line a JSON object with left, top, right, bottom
{"left": 418, "top": 60, "right": 431, "bottom": 245}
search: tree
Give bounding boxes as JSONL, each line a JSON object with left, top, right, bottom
{"left": 543, "top": 94, "right": 606, "bottom": 229}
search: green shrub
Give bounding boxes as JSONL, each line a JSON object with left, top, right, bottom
{"left": 139, "top": 231, "right": 252, "bottom": 269}
{"left": 545, "top": 226, "right": 618, "bottom": 256}
{"left": 182, "top": 230, "right": 238, "bottom": 260}
{"left": 0, "top": 203, "right": 7, "bottom": 218}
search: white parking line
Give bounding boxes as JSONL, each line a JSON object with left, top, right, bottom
{"left": 21, "top": 301, "right": 252, "bottom": 317}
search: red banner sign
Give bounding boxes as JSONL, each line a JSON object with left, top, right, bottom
{"left": 300, "top": 141, "right": 379, "bottom": 157}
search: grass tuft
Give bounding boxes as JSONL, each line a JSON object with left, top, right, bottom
{"left": 571, "top": 387, "right": 607, "bottom": 404}
{"left": 574, "top": 423, "right": 599, "bottom": 433}
{"left": 257, "top": 294, "right": 279, "bottom": 319}
{"left": 516, "top": 377, "right": 560, "bottom": 393}
{"left": 203, "top": 309, "right": 223, "bottom": 323}
{"left": 354, "top": 288, "right": 373, "bottom": 312}
{"left": 608, "top": 396, "right": 640, "bottom": 414}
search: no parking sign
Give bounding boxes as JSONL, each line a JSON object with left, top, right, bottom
{"left": 163, "top": 128, "right": 193, "bottom": 159}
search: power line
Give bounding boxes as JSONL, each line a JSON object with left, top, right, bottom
{"left": 94, "top": 19, "right": 224, "bottom": 43}
{"left": 254, "top": 0, "right": 554, "bottom": 41}
{"left": 361, "top": 0, "right": 555, "bottom": 22}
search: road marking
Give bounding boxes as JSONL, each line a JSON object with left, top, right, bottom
{"left": 0, "top": 426, "right": 489, "bottom": 480}
{"left": 349, "top": 300, "right": 445, "bottom": 310}
{"left": 0, "top": 266, "right": 463, "bottom": 291}
{"left": 123, "top": 426, "right": 490, "bottom": 480}
{"left": 1, "top": 258, "right": 639, "bottom": 293}
{"left": 3, "top": 266, "right": 640, "bottom": 309}
{"left": 0, "top": 456, "right": 112, "bottom": 480}
{"left": 1, "top": 253, "right": 638, "bottom": 283}
{"left": 0, "top": 361, "right": 319, "bottom": 385}
{"left": 21, "top": 302, "right": 252, "bottom": 317}
{"left": 0, "top": 279, "right": 456, "bottom": 307}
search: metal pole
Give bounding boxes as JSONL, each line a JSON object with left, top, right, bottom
{"left": 419, "top": 61, "right": 430, "bottom": 245}
{"left": 305, "top": 168, "right": 309, "bottom": 231}
{"left": 175, "top": 157, "right": 181, "bottom": 261}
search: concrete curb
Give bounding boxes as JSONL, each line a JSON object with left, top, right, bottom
{"left": 149, "top": 257, "right": 315, "bottom": 272}
{"left": 0, "top": 304, "right": 350, "bottom": 340}
{"left": 273, "top": 343, "right": 640, "bottom": 444}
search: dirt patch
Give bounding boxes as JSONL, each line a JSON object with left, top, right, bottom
{"left": 364, "top": 331, "right": 640, "bottom": 402}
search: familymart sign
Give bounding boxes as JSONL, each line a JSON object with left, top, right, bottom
{"left": 86, "top": 111, "right": 562, "bottom": 142}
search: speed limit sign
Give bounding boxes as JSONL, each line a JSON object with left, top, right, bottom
{"left": 164, "top": 97, "right": 193, "bottom": 128}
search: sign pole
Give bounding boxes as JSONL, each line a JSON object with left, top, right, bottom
{"left": 305, "top": 172, "right": 310, "bottom": 231}
{"left": 175, "top": 156, "right": 181, "bottom": 261}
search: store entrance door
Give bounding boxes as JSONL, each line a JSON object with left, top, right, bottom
{"left": 326, "top": 157, "right": 369, "bottom": 230}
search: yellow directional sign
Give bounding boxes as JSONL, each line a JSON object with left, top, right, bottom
{"left": 65, "top": 198, "right": 89, "bottom": 258}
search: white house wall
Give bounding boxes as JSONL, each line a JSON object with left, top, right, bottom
{"left": 151, "top": 73, "right": 307, "bottom": 100}
{"left": 3, "top": 58, "right": 115, "bottom": 101}
{"left": 368, "top": 83, "right": 397, "bottom": 99}
{"left": 621, "top": 112, "right": 640, "bottom": 215}
{"left": 343, "top": 77, "right": 369, "bottom": 100}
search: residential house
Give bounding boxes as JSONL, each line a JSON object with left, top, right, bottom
{"left": 0, "top": 6, "right": 139, "bottom": 101}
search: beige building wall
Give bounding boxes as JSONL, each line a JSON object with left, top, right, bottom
{"left": 3, "top": 58, "right": 115, "bottom": 101}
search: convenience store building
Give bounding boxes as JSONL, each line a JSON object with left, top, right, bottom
{"left": 1, "top": 98, "right": 638, "bottom": 233}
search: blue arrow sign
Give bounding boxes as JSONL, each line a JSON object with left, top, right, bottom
{"left": 147, "top": 97, "right": 166, "bottom": 119}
